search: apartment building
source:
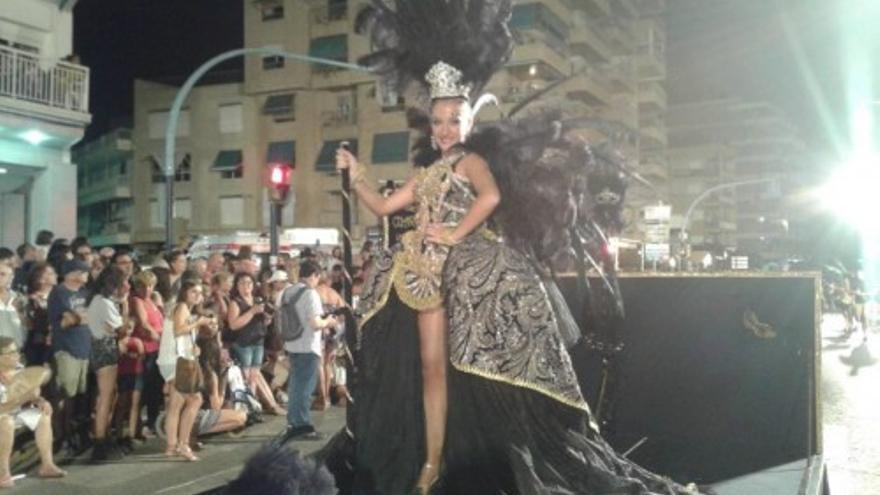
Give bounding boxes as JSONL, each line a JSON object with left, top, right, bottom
{"left": 73, "top": 127, "right": 134, "bottom": 246}
{"left": 0, "top": 0, "right": 91, "bottom": 247}
{"left": 125, "top": 0, "right": 666, "bottom": 248}
{"left": 668, "top": 98, "right": 806, "bottom": 257}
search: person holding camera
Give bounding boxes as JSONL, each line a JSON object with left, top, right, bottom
{"left": 277, "top": 261, "right": 338, "bottom": 442}
{"left": 227, "top": 273, "right": 284, "bottom": 415}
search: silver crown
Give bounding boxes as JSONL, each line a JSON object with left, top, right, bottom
{"left": 425, "top": 61, "right": 471, "bottom": 100}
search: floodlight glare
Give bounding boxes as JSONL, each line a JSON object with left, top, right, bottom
{"left": 19, "top": 129, "right": 49, "bottom": 146}
{"left": 819, "top": 157, "right": 880, "bottom": 235}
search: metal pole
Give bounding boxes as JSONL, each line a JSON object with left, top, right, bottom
{"left": 162, "top": 47, "right": 368, "bottom": 251}
{"left": 339, "top": 142, "right": 354, "bottom": 307}
{"left": 269, "top": 201, "right": 280, "bottom": 258}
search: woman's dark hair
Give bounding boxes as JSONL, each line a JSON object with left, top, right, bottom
{"left": 88, "top": 266, "right": 127, "bottom": 304}
{"left": 46, "top": 241, "right": 71, "bottom": 275}
{"left": 35, "top": 230, "right": 54, "bottom": 246}
{"left": 151, "top": 266, "right": 173, "bottom": 302}
{"left": 27, "top": 262, "right": 54, "bottom": 294}
{"left": 176, "top": 279, "right": 201, "bottom": 307}
{"left": 230, "top": 272, "right": 257, "bottom": 300}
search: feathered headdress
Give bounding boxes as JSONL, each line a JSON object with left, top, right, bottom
{"left": 355, "top": 0, "right": 514, "bottom": 101}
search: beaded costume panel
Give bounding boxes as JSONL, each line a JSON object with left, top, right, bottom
{"left": 444, "top": 235, "right": 590, "bottom": 412}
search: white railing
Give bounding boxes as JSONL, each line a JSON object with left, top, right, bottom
{"left": 0, "top": 45, "right": 89, "bottom": 113}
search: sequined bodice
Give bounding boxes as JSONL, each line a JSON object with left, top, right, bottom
{"left": 364, "top": 152, "right": 468, "bottom": 311}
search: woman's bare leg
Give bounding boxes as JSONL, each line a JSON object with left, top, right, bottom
{"left": 129, "top": 390, "right": 142, "bottom": 438}
{"left": 94, "top": 366, "right": 118, "bottom": 441}
{"left": 0, "top": 415, "right": 14, "bottom": 481}
{"left": 165, "top": 385, "right": 184, "bottom": 453}
{"left": 416, "top": 307, "right": 448, "bottom": 491}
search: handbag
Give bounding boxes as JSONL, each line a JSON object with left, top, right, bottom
{"left": 174, "top": 357, "right": 203, "bottom": 394}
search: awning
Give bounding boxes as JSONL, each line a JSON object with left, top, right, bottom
{"left": 266, "top": 140, "right": 296, "bottom": 165}
{"left": 263, "top": 93, "right": 294, "bottom": 116}
{"left": 213, "top": 150, "right": 242, "bottom": 171}
{"left": 371, "top": 131, "right": 409, "bottom": 164}
{"left": 316, "top": 139, "right": 358, "bottom": 172}
{"left": 309, "top": 35, "right": 348, "bottom": 66}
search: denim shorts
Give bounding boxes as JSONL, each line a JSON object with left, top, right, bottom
{"left": 232, "top": 343, "right": 265, "bottom": 368}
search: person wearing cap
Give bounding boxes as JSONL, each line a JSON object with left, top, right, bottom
{"left": 47, "top": 258, "right": 92, "bottom": 453}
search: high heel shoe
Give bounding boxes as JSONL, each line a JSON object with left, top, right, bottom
{"left": 411, "top": 462, "right": 441, "bottom": 495}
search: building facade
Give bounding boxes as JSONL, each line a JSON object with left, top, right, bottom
{"left": 0, "top": 0, "right": 91, "bottom": 248}
{"left": 72, "top": 127, "right": 133, "bottom": 246}
{"left": 667, "top": 98, "right": 806, "bottom": 258}
{"left": 126, "top": 0, "right": 668, "bottom": 248}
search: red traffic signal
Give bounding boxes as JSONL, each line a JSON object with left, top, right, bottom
{"left": 267, "top": 163, "right": 292, "bottom": 203}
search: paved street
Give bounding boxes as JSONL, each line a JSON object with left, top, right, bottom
{"left": 8, "top": 407, "right": 346, "bottom": 495}
{"left": 820, "top": 315, "right": 880, "bottom": 494}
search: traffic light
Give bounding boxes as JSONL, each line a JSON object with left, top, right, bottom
{"left": 267, "top": 163, "right": 292, "bottom": 203}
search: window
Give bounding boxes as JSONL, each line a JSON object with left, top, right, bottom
{"left": 175, "top": 154, "right": 192, "bottom": 182}
{"left": 309, "top": 35, "right": 348, "bottom": 72}
{"left": 263, "top": 93, "right": 295, "bottom": 121}
{"left": 220, "top": 196, "right": 245, "bottom": 226}
{"left": 214, "top": 150, "right": 244, "bottom": 179}
{"left": 263, "top": 55, "right": 285, "bottom": 70}
{"left": 261, "top": 1, "right": 284, "bottom": 20}
{"left": 118, "top": 159, "right": 128, "bottom": 177}
{"left": 327, "top": 0, "right": 347, "bottom": 21}
{"left": 316, "top": 139, "right": 357, "bottom": 172}
{"left": 174, "top": 198, "right": 192, "bottom": 220}
{"left": 219, "top": 103, "right": 243, "bottom": 133}
{"left": 266, "top": 141, "right": 296, "bottom": 166}
{"left": 148, "top": 110, "right": 190, "bottom": 139}
{"left": 372, "top": 132, "right": 409, "bottom": 164}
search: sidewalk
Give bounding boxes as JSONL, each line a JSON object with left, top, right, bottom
{"left": 8, "top": 407, "right": 346, "bottom": 495}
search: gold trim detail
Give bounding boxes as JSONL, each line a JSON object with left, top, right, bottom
{"left": 451, "top": 362, "right": 591, "bottom": 414}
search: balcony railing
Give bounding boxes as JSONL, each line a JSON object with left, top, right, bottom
{"left": 0, "top": 45, "right": 89, "bottom": 114}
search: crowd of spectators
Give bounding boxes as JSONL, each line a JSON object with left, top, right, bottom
{"left": 0, "top": 230, "right": 364, "bottom": 485}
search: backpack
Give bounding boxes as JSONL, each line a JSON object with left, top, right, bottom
{"left": 275, "top": 284, "right": 310, "bottom": 342}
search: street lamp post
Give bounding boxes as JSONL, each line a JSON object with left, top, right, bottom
{"left": 679, "top": 177, "right": 778, "bottom": 270}
{"left": 162, "top": 47, "right": 368, "bottom": 252}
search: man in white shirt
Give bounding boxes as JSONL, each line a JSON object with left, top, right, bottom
{"left": 280, "top": 260, "right": 337, "bottom": 441}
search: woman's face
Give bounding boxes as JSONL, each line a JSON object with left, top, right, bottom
{"left": 0, "top": 265, "right": 12, "bottom": 291}
{"left": 0, "top": 343, "right": 20, "bottom": 369}
{"left": 40, "top": 266, "right": 58, "bottom": 288}
{"left": 431, "top": 98, "right": 472, "bottom": 154}
{"left": 139, "top": 281, "right": 155, "bottom": 298}
{"left": 186, "top": 286, "right": 203, "bottom": 306}
{"left": 236, "top": 277, "right": 254, "bottom": 297}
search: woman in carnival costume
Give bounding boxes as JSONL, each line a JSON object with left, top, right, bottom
{"left": 322, "top": 1, "right": 710, "bottom": 494}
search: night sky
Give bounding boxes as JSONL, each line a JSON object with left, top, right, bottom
{"left": 73, "top": 0, "right": 243, "bottom": 142}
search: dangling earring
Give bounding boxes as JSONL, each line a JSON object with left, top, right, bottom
{"left": 431, "top": 135, "right": 438, "bottom": 150}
